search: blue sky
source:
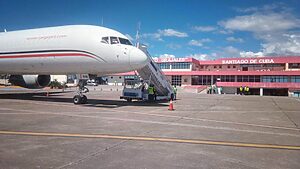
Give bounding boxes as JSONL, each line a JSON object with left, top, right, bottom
{"left": 0, "top": 0, "right": 300, "bottom": 60}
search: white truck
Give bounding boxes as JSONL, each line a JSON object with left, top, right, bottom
{"left": 120, "top": 79, "right": 172, "bottom": 102}
{"left": 120, "top": 79, "right": 148, "bottom": 102}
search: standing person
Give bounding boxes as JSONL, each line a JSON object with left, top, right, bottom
{"left": 207, "top": 85, "right": 211, "bottom": 94}
{"left": 239, "top": 86, "right": 243, "bottom": 95}
{"left": 148, "top": 84, "right": 154, "bottom": 101}
{"left": 244, "top": 86, "right": 248, "bottom": 95}
{"left": 245, "top": 86, "right": 250, "bottom": 95}
{"left": 220, "top": 86, "right": 223, "bottom": 94}
{"left": 173, "top": 85, "right": 177, "bottom": 100}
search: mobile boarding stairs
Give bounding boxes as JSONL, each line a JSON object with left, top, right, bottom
{"left": 120, "top": 45, "right": 174, "bottom": 101}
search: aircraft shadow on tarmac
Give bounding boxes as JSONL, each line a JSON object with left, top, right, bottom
{"left": 0, "top": 93, "right": 169, "bottom": 108}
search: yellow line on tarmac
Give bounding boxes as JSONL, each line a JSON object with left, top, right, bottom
{"left": 0, "top": 130, "right": 300, "bottom": 150}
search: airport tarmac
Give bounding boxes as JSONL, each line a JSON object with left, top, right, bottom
{"left": 0, "top": 86, "right": 300, "bottom": 169}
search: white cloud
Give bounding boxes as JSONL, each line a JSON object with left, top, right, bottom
{"left": 142, "top": 29, "right": 188, "bottom": 41}
{"left": 221, "top": 46, "right": 241, "bottom": 57}
{"left": 235, "top": 3, "right": 289, "bottom": 14}
{"left": 236, "top": 6, "right": 259, "bottom": 13}
{"left": 186, "top": 54, "right": 208, "bottom": 60}
{"left": 142, "top": 32, "right": 163, "bottom": 41}
{"left": 188, "top": 38, "right": 212, "bottom": 47}
{"left": 185, "top": 52, "right": 218, "bottom": 60}
{"left": 226, "top": 36, "right": 244, "bottom": 43}
{"left": 188, "top": 40, "right": 203, "bottom": 47}
{"left": 187, "top": 48, "right": 265, "bottom": 59}
{"left": 200, "top": 38, "right": 212, "bottom": 43}
{"left": 193, "top": 26, "right": 217, "bottom": 32}
{"left": 158, "top": 54, "right": 176, "bottom": 59}
{"left": 240, "top": 51, "right": 264, "bottom": 58}
{"left": 220, "top": 13, "right": 300, "bottom": 33}
{"left": 220, "top": 4, "right": 300, "bottom": 56}
{"left": 166, "top": 43, "right": 181, "bottom": 49}
{"left": 260, "top": 33, "right": 300, "bottom": 56}
{"left": 218, "top": 30, "right": 233, "bottom": 34}
{"left": 158, "top": 29, "right": 188, "bottom": 37}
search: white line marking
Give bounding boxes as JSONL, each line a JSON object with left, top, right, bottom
{"left": 0, "top": 107, "right": 299, "bottom": 138}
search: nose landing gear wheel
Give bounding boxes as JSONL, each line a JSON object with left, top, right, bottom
{"left": 81, "top": 95, "right": 88, "bottom": 104}
{"left": 73, "top": 95, "right": 88, "bottom": 104}
{"left": 73, "top": 79, "right": 90, "bottom": 104}
{"left": 73, "top": 95, "right": 82, "bottom": 104}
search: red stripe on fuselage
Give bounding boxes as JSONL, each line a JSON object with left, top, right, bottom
{"left": 0, "top": 52, "right": 95, "bottom": 59}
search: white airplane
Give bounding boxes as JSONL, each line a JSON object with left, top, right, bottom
{"left": 0, "top": 25, "right": 148, "bottom": 104}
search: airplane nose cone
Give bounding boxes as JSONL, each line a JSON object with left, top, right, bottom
{"left": 130, "top": 48, "right": 149, "bottom": 69}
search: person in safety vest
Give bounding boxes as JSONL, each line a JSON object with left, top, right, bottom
{"left": 239, "top": 86, "right": 243, "bottom": 95}
{"left": 245, "top": 86, "right": 250, "bottom": 95}
{"left": 148, "top": 84, "right": 155, "bottom": 101}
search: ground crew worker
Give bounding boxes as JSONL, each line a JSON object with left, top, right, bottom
{"left": 148, "top": 84, "right": 155, "bottom": 101}
{"left": 239, "top": 86, "right": 243, "bottom": 95}
{"left": 173, "top": 85, "right": 177, "bottom": 100}
{"left": 245, "top": 86, "right": 250, "bottom": 95}
{"left": 207, "top": 85, "right": 211, "bottom": 94}
{"left": 219, "top": 86, "right": 223, "bottom": 94}
{"left": 244, "top": 86, "right": 248, "bottom": 95}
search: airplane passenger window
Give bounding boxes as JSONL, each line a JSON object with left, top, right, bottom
{"left": 110, "top": 37, "right": 119, "bottom": 44}
{"left": 101, "top": 37, "right": 109, "bottom": 44}
{"left": 119, "top": 38, "right": 133, "bottom": 46}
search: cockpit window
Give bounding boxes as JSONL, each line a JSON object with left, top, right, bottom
{"left": 110, "top": 37, "right": 119, "bottom": 44}
{"left": 101, "top": 37, "right": 109, "bottom": 44}
{"left": 119, "top": 38, "right": 133, "bottom": 46}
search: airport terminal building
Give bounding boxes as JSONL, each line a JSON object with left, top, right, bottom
{"left": 113, "top": 56, "right": 300, "bottom": 97}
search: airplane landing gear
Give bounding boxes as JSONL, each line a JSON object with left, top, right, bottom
{"left": 73, "top": 95, "right": 87, "bottom": 104}
{"left": 73, "top": 80, "right": 89, "bottom": 104}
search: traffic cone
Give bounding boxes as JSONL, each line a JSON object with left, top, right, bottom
{"left": 168, "top": 100, "right": 174, "bottom": 111}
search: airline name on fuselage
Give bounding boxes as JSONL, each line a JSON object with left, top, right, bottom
{"left": 222, "top": 58, "right": 275, "bottom": 64}
{"left": 26, "top": 34, "right": 67, "bottom": 41}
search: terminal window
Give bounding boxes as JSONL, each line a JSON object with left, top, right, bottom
{"left": 241, "top": 64, "right": 285, "bottom": 71}
{"left": 291, "top": 76, "right": 300, "bottom": 83}
{"left": 262, "top": 76, "right": 288, "bottom": 83}
{"left": 158, "top": 63, "right": 171, "bottom": 69}
{"left": 237, "top": 75, "right": 260, "bottom": 82}
{"left": 171, "top": 62, "right": 190, "bottom": 69}
{"left": 192, "top": 75, "right": 211, "bottom": 85}
{"left": 172, "top": 75, "right": 182, "bottom": 86}
{"left": 212, "top": 75, "right": 235, "bottom": 83}
{"left": 289, "top": 63, "right": 300, "bottom": 69}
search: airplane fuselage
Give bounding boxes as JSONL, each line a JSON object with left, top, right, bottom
{"left": 0, "top": 25, "right": 148, "bottom": 75}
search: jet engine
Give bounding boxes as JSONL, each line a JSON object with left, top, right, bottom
{"left": 9, "top": 75, "right": 51, "bottom": 89}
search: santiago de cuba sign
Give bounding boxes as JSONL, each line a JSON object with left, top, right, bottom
{"left": 221, "top": 58, "right": 275, "bottom": 64}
